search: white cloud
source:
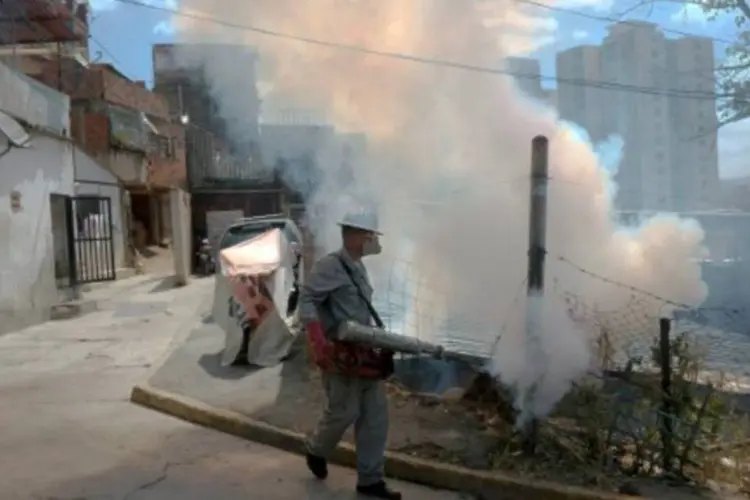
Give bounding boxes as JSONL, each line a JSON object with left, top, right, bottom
{"left": 153, "top": 20, "right": 176, "bottom": 36}
{"left": 482, "top": 5, "right": 560, "bottom": 55}
{"left": 572, "top": 29, "right": 589, "bottom": 40}
{"left": 669, "top": 3, "right": 709, "bottom": 24}
{"left": 719, "top": 119, "right": 750, "bottom": 179}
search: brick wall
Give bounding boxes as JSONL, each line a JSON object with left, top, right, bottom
{"left": 101, "top": 69, "right": 170, "bottom": 120}
{"left": 34, "top": 59, "right": 104, "bottom": 100}
{"left": 148, "top": 122, "right": 187, "bottom": 187}
{"left": 0, "top": 0, "right": 87, "bottom": 44}
{"left": 71, "top": 100, "right": 186, "bottom": 188}
{"left": 81, "top": 112, "right": 109, "bottom": 154}
{"left": 32, "top": 61, "right": 169, "bottom": 120}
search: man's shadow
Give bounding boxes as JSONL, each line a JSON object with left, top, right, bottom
{"left": 197, "top": 350, "right": 260, "bottom": 381}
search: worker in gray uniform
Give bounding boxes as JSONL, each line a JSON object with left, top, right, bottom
{"left": 299, "top": 210, "right": 401, "bottom": 500}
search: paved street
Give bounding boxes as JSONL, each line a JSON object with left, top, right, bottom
{"left": 0, "top": 274, "right": 465, "bottom": 500}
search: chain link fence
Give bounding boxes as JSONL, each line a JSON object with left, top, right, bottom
{"left": 369, "top": 251, "right": 750, "bottom": 484}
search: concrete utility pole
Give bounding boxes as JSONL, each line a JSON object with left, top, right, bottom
{"left": 522, "top": 135, "right": 549, "bottom": 454}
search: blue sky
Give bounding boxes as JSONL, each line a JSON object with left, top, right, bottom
{"left": 87, "top": 0, "right": 747, "bottom": 178}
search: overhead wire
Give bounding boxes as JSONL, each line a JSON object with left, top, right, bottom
{"left": 110, "top": 0, "right": 746, "bottom": 103}
{"left": 512, "top": 0, "right": 737, "bottom": 46}
{"left": 2, "top": 0, "right": 140, "bottom": 82}
{"left": 89, "top": 35, "right": 126, "bottom": 69}
{"left": 65, "top": 0, "right": 135, "bottom": 78}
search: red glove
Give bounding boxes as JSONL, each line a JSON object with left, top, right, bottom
{"left": 306, "top": 321, "right": 334, "bottom": 370}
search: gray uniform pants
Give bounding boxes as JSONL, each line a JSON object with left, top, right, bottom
{"left": 306, "top": 372, "right": 388, "bottom": 486}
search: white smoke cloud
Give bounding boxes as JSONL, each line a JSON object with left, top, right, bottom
{"left": 171, "top": 0, "right": 708, "bottom": 419}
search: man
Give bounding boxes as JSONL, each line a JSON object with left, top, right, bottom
{"left": 299, "top": 210, "right": 401, "bottom": 500}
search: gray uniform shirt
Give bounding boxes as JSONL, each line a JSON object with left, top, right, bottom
{"left": 299, "top": 248, "right": 374, "bottom": 338}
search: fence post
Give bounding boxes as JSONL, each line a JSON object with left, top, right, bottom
{"left": 521, "top": 135, "right": 550, "bottom": 454}
{"left": 659, "top": 317, "right": 674, "bottom": 471}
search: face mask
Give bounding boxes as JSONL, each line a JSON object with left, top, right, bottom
{"left": 362, "top": 235, "right": 382, "bottom": 256}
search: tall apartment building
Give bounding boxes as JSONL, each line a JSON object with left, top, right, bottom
{"left": 555, "top": 22, "right": 718, "bottom": 211}
{"left": 506, "top": 57, "right": 547, "bottom": 101}
{"left": 600, "top": 22, "right": 674, "bottom": 211}
{"left": 544, "top": 89, "right": 557, "bottom": 108}
{"left": 665, "top": 36, "right": 719, "bottom": 211}
{"left": 556, "top": 45, "right": 606, "bottom": 142}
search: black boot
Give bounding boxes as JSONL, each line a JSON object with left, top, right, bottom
{"left": 357, "top": 481, "right": 402, "bottom": 499}
{"left": 306, "top": 453, "right": 328, "bottom": 480}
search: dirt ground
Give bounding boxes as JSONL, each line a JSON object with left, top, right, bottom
{"left": 144, "top": 320, "right": 747, "bottom": 499}
{"left": 252, "top": 368, "right": 495, "bottom": 468}
{"left": 245, "top": 354, "right": 746, "bottom": 500}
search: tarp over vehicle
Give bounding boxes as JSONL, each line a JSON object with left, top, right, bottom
{"left": 212, "top": 228, "right": 300, "bottom": 367}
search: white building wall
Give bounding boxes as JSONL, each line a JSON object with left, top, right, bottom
{"left": 0, "top": 60, "right": 73, "bottom": 334}
{"left": 90, "top": 148, "right": 148, "bottom": 185}
{"left": 556, "top": 45, "right": 606, "bottom": 142}
{"left": 600, "top": 22, "right": 674, "bottom": 211}
{"left": 73, "top": 147, "right": 127, "bottom": 270}
{"left": 0, "top": 133, "right": 75, "bottom": 333}
{"left": 667, "top": 36, "right": 719, "bottom": 210}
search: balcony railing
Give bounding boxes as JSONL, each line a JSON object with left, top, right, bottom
{"left": 186, "top": 126, "right": 275, "bottom": 188}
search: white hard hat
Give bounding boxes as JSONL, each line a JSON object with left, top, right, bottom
{"left": 338, "top": 209, "right": 381, "bottom": 234}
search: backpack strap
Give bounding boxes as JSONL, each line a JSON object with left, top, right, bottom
{"left": 335, "top": 255, "right": 385, "bottom": 330}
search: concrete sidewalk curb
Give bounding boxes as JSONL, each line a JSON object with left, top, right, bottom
{"left": 130, "top": 383, "right": 636, "bottom": 500}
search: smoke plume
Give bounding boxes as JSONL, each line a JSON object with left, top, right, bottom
{"left": 172, "top": 0, "right": 708, "bottom": 419}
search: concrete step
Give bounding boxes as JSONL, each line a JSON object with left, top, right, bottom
{"left": 50, "top": 300, "right": 98, "bottom": 321}
{"left": 78, "top": 267, "right": 139, "bottom": 293}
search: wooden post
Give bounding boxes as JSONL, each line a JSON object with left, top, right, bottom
{"left": 521, "top": 135, "right": 549, "bottom": 454}
{"left": 659, "top": 317, "right": 674, "bottom": 471}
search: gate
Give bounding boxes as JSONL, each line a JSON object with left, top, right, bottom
{"left": 65, "top": 195, "right": 116, "bottom": 285}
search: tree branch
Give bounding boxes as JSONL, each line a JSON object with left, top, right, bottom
{"left": 718, "top": 62, "right": 750, "bottom": 72}
{"left": 719, "top": 112, "right": 748, "bottom": 127}
{"left": 735, "top": 0, "right": 750, "bottom": 21}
